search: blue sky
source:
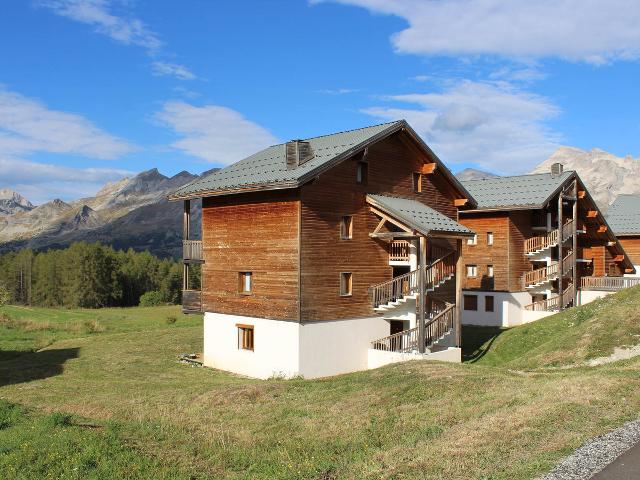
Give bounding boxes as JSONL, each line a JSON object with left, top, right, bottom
{"left": 1, "top": 0, "right": 639, "bottom": 204}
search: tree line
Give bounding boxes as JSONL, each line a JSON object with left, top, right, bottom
{"left": 0, "top": 242, "right": 199, "bottom": 308}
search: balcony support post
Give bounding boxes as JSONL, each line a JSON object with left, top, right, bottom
{"left": 572, "top": 180, "right": 578, "bottom": 306}
{"left": 557, "top": 190, "right": 563, "bottom": 310}
{"left": 418, "top": 236, "right": 427, "bottom": 354}
{"left": 183, "top": 199, "right": 191, "bottom": 291}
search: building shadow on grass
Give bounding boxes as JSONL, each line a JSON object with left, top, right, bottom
{"left": 0, "top": 348, "right": 80, "bottom": 387}
{"left": 462, "top": 326, "right": 505, "bottom": 363}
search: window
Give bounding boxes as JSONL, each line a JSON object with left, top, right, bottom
{"left": 238, "top": 272, "right": 252, "bottom": 294}
{"left": 340, "top": 215, "right": 353, "bottom": 240}
{"left": 413, "top": 172, "right": 422, "bottom": 193}
{"left": 485, "top": 295, "right": 494, "bottom": 312}
{"left": 237, "top": 324, "right": 254, "bottom": 351}
{"left": 467, "top": 234, "right": 478, "bottom": 245}
{"left": 466, "top": 264, "right": 478, "bottom": 278}
{"left": 340, "top": 272, "right": 353, "bottom": 296}
{"left": 487, "top": 232, "right": 494, "bottom": 245}
{"left": 464, "top": 294, "right": 478, "bottom": 311}
{"left": 356, "top": 161, "right": 368, "bottom": 185}
{"left": 487, "top": 265, "right": 494, "bottom": 277}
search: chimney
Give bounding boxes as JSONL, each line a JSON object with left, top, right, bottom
{"left": 550, "top": 162, "right": 564, "bottom": 177}
{"left": 286, "top": 140, "right": 313, "bottom": 169}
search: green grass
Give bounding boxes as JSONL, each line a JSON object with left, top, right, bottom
{"left": 0, "top": 298, "right": 639, "bottom": 479}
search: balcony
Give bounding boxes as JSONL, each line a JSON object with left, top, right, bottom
{"left": 389, "top": 240, "right": 410, "bottom": 263}
{"left": 183, "top": 240, "right": 203, "bottom": 263}
{"left": 581, "top": 276, "right": 640, "bottom": 291}
{"left": 182, "top": 289, "right": 202, "bottom": 314}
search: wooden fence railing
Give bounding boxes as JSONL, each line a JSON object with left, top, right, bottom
{"left": 371, "top": 303, "right": 455, "bottom": 352}
{"left": 524, "top": 284, "right": 574, "bottom": 311}
{"left": 389, "top": 240, "right": 410, "bottom": 262}
{"left": 182, "top": 289, "right": 202, "bottom": 313}
{"left": 524, "top": 229, "right": 559, "bottom": 255}
{"left": 183, "top": 240, "right": 203, "bottom": 262}
{"left": 581, "top": 276, "right": 640, "bottom": 291}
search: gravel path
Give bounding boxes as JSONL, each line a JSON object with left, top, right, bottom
{"left": 540, "top": 419, "right": 640, "bottom": 480}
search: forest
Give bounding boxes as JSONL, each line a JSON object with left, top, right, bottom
{"left": 0, "top": 242, "right": 199, "bottom": 308}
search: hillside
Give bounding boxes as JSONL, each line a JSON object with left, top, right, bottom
{"left": 532, "top": 147, "right": 640, "bottom": 210}
{"left": 0, "top": 298, "right": 639, "bottom": 478}
{"left": 466, "top": 286, "right": 640, "bottom": 369}
{"left": 455, "top": 168, "right": 498, "bottom": 181}
{"left": 0, "top": 168, "right": 214, "bottom": 257}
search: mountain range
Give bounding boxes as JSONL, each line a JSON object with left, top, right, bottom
{"left": 1, "top": 145, "right": 637, "bottom": 257}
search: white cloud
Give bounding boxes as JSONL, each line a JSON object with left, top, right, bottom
{"left": 155, "top": 102, "right": 278, "bottom": 165}
{"left": 364, "top": 80, "right": 561, "bottom": 173}
{"left": 322, "top": 0, "right": 640, "bottom": 63}
{"left": 38, "top": 0, "right": 162, "bottom": 50}
{"left": 318, "top": 88, "right": 359, "bottom": 95}
{"left": 0, "top": 87, "right": 135, "bottom": 159}
{"left": 151, "top": 62, "right": 197, "bottom": 81}
{"left": 0, "top": 156, "right": 132, "bottom": 204}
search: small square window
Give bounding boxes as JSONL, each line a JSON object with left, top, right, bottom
{"left": 487, "top": 265, "right": 494, "bottom": 277}
{"left": 464, "top": 294, "right": 478, "bottom": 311}
{"left": 237, "top": 324, "right": 254, "bottom": 350}
{"left": 356, "top": 161, "right": 368, "bottom": 185}
{"left": 467, "top": 234, "right": 478, "bottom": 245}
{"left": 485, "top": 295, "right": 494, "bottom": 312}
{"left": 340, "top": 215, "right": 353, "bottom": 240}
{"left": 238, "top": 272, "right": 252, "bottom": 294}
{"left": 466, "top": 265, "right": 478, "bottom": 277}
{"left": 487, "top": 232, "right": 494, "bottom": 245}
{"left": 340, "top": 272, "right": 353, "bottom": 296}
{"left": 413, "top": 172, "right": 422, "bottom": 193}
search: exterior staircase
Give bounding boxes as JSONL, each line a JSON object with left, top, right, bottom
{"left": 369, "top": 250, "right": 456, "bottom": 312}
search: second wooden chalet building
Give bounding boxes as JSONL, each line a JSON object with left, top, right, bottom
{"left": 606, "top": 194, "right": 640, "bottom": 275}
{"left": 457, "top": 165, "right": 635, "bottom": 327}
{"left": 170, "top": 121, "right": 477, "bottom": 379}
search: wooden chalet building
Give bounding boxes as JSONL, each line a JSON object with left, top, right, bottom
{"left": 169, "top": 120, "right": 477, "bottom": 379}
{"left": 457, "top": 164, "right": 635, "bottom": 327}
{"left": 607, "top": 195, "right": 640, "bottom": 273}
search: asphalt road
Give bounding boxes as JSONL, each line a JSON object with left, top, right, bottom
{"left": 592, "top": 441, "right": 640, "bottom": 479}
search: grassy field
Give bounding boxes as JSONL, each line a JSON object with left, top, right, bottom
{"left": 0, "top": 290, "right": 639, "bottom": 479}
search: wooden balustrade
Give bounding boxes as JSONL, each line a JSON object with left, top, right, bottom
{"left": 524, "top": 284, "right": 574, "bottom": 311}
{"left": 183, "top": 240, "right": 203, "bottom": 262}
{"left": 561, "top": 219, "right": 576, "bottom": 242}
{"left": 581, "top": 276, "right": 640, "bottom": 291}
{"left": 182, "top": 289, "right": 202, "bottom": 313}
{"left": 389, "top": 240, "right": 410, "bottom": 262}
{"left": 523, "top": 263, "right": 558, "bottom": 287}
{"left": 371, "top": 303, "right": 455, "bottom": 352}
{"left": 524, "top": 229, "right": 559, "bottom": 255}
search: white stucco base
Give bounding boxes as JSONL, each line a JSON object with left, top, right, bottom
{"left": 521, "top": 309, "right": 554, "bottom": 324}
{"left": 461, "top": 290, "right": 532, "bottom": 327}
{"left": 367, "top": 347, "right": 462, "bottom": 369}
{"left": 203, "top": 312, "right": 390, "bottom": 379}
{"left": 578, "top": 289, "right": 614, "bottom": 305}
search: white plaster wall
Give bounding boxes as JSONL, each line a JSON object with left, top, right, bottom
{"left": 298, "top": 316, "right": 389, "bottom": 378}
{"left": 461, "top": 290, "right": 531, "bottom": 327}
{"left": 521, "top": 309, "right": 554, "bottom": 324}
{"left": 203, "top": 312, "right": 301, "bottom": 379}
{"left": 367, "top": 347, "right": 461, "bottom": 369}
{"left": 578, "top": 290, "right": 613, "bottom": 305}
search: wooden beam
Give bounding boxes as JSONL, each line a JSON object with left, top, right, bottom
{"left": 369, "top": 207, "right": 413, "bottom": 233}
{"left": 420, "top": 163, "right": 437, "bottom": 174}
{"left": 597, "top": 225, "right": 608, "bottom": 233}
{"left": 614, "top": 255, "right": 624, "bottom": 262}
{"left": 418, "top": 236, "right": 427, "bottom": 354}
{"left": 453, "top": 198, "right": 468, "bottom": 207}
{"left": 626, "top": 268, "right": 635, "bottom": 273}
{"left": 372, "top": 217, "right": 386, "bottom": 235}
{"left": 577, "top": 190, "right": 586, "bottom": 199}
{"left": 586, "top": 210, "right": 598, "bottom": 218}
{"left": 369, "top": 232, "right": 417, "bottom": 240}
{"left": 607, "top": 241, "right": 617, "bottom": 247}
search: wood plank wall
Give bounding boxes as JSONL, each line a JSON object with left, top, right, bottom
{"left": 619, "top": 237, "right": 640, "bottom": 267}
{"left": 201, "top": 190, "right": 301, "bottom": 320}
{"left": 299, "top": 133, "right": 462, "bottom": 321}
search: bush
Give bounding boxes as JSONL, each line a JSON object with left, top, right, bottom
{"left": 0, "top": 282, "right": 10, "bottom": 307}
{"left": 46, "top": 412, "right": 73, "bottom": 428}
{"left": 139, "top": 291, "right": 165, "bottom": 307}
{"left": 0, "top": 400, "right": 23, "bottom": 430}
{"left": 166, "top": 315, "right": 177, "bottom": 325}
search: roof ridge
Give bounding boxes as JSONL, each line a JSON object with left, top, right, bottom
{"left": 269, "top": 120, "right": 402, "bottom": 146}
{"left": 461, "top": 170, "right": 575, "bottom": 183}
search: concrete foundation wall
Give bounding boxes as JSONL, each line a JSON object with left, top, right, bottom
{"left": 461, "top": 290, "right": 532, "bottom": 327}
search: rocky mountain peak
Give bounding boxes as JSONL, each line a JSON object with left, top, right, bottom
{"left": 0, "top": 189, "right": 35, "bottom": 215}
{"left": 455, "top": 168, "right": 498, "bottom": 181}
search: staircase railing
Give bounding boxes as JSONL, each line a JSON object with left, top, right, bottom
{"left": 561, "top": 219, "right": 576, "bottom": 242}
{"left": 524, "top": 283, "right": 574, "bottom": 311}
{"left": 524, "top": 229, "right": 559, "bottom": 255}
{"left": 369, "top": 251, "right": 456, "bottom": 308}
{"left": 371, "top": 303, "right": 455, "bottom": 352}
{"left": 522, "top": 251, "right": 575, "bottom": 288}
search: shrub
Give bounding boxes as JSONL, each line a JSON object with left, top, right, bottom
{"left": 0, "top": 282, "right": 10, "bottom": 307}
{"left": 84, "top": 320, "right": 105, "bottom": 334}
{"left": 0, "top": 400, "right": 23, "bottom": 430}
{"left": 139, "top": 291, "right": 165, "bottom": 307}
{"left": 46, "top": 412, "right": 73, "bottom": 428}
{"left": 166, "top": 315, "right": 177, "bottom": 325}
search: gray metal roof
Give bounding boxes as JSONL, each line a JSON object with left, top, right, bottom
{"left": 367, "top": 194, "right": 474, "bottom": 237}
{"left": 606, "top": 195, "right": 640, "bottom": 235}
{"left": 170, "top": 121, "right": 401, "bottom": 199}
{"left": 461, "top": 171, "right": 574, "bottom": 210}
{"left": 169, "top": 120, "right": 475, "bottom": 205}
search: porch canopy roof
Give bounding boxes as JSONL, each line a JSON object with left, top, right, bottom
{"left": 366, "top": 194, "right": 474, "bottom": 239}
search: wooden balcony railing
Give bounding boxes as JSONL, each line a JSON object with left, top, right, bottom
{"left": 389, "top": 240, "right": 410, "bottom": 262}
{"left": 371, "top": 303, "right": 455, "bottom": 352}
{"left": 182, "top": 289, "right": 202, "bottom": 313}
{"left": 524, "top": 229, "right": 559, "bottom": 255}
{"left": 581, "top": 276, "right": 640, "bottom": 291}
{"left": 183, "top": 240, "right": 203, "bottom": 262}
{"left": 561, "top": 219, "right": 576, "bottom": 242}
{"left": 524, "top": 284, "right": 574, "bottom": 311}
{"left": 523, "top": 263, "right": 558, "bottom": 287}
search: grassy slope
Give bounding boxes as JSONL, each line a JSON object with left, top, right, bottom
{"left": 465, "top": 286, "right": 640, "bottom": 369}
{"left": 0, "top": 300, "right": 638, "bottom": 479}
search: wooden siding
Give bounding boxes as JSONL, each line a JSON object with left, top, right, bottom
{"left": 459, "top": 213, "right": 510, "bottom": 291}
{"left": 201, "top": 190, "right": 300, "bottom": 320}
{"left": 508, "top": 211, "right": 534, "bottom": 292}
{"left": 619, "top": 236, "right": 640, "bottom": 266}
{"left": 300, "top": 132, "right": 463, "bottom": 321}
